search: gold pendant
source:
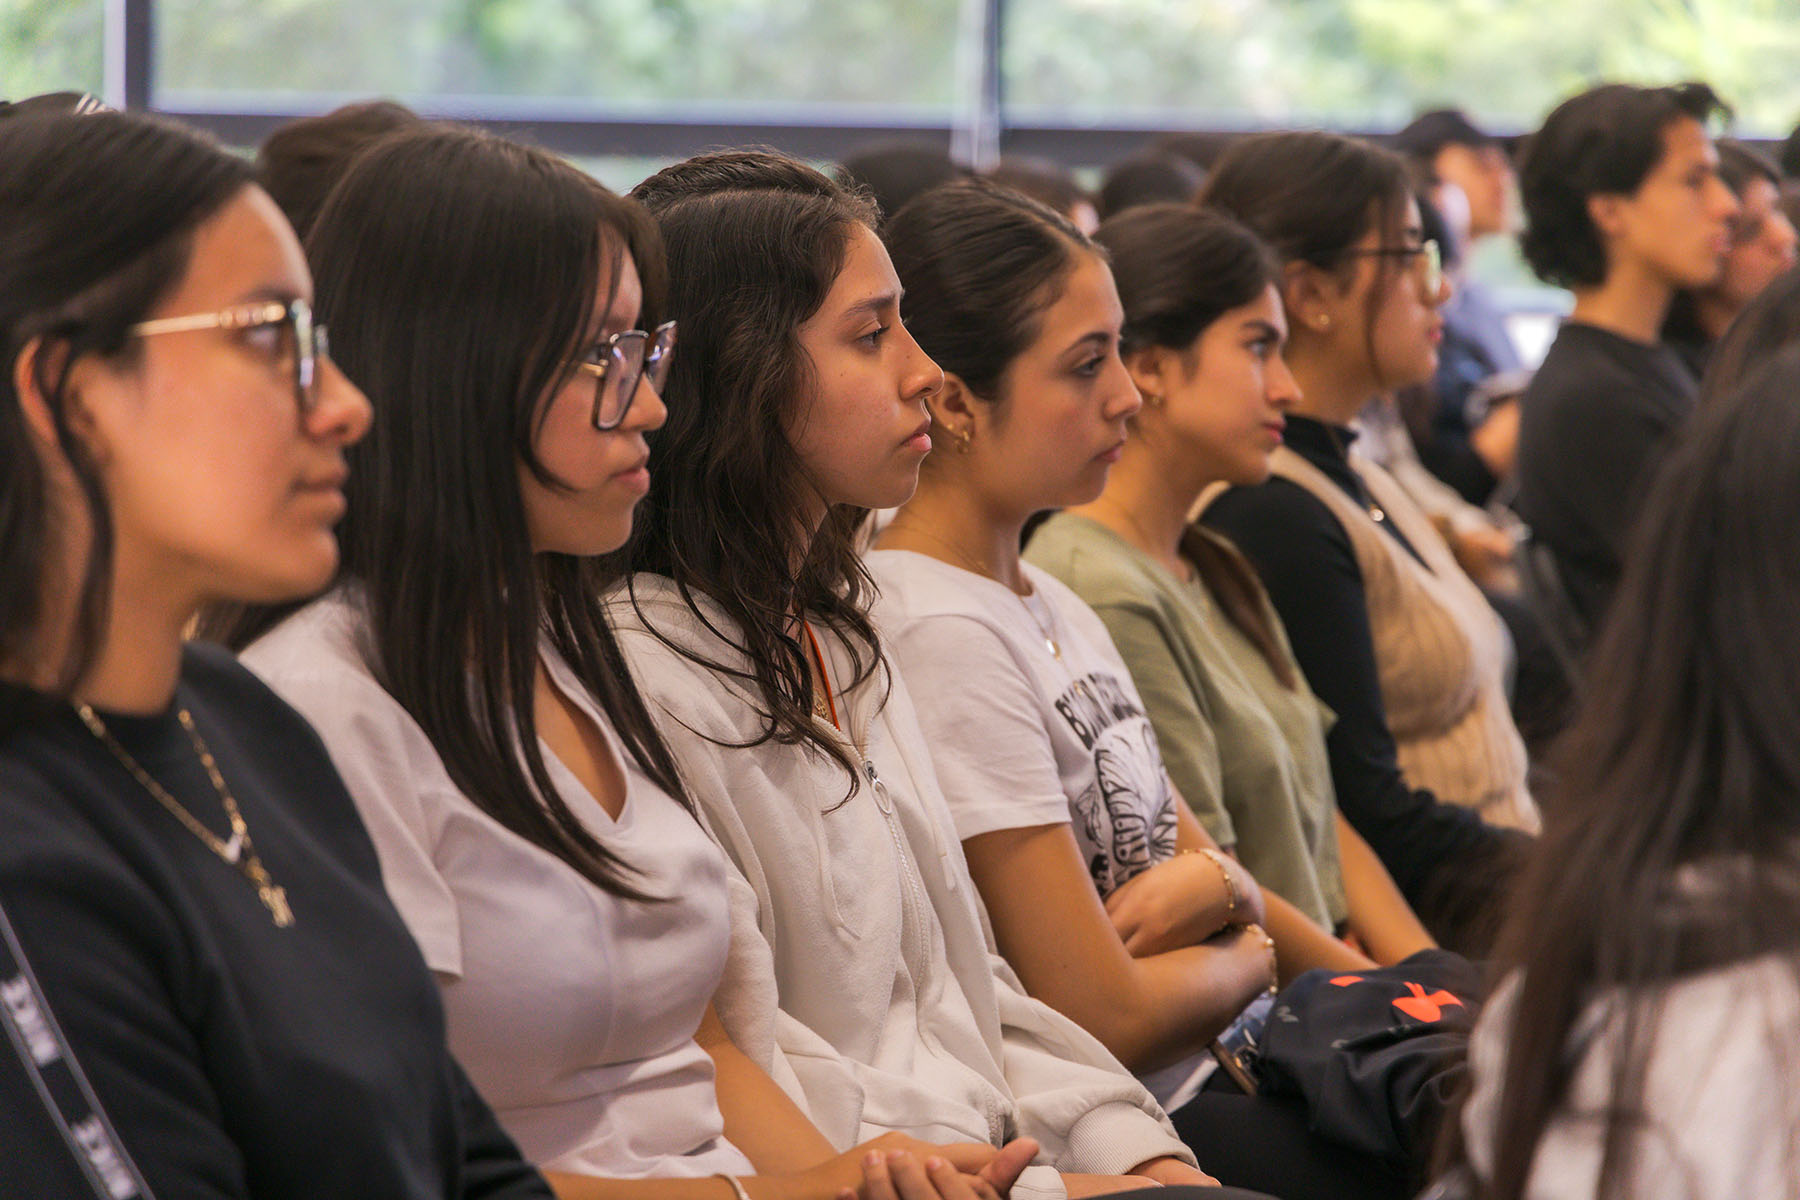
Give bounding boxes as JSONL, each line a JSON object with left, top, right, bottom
{"left": 260, "top": 882, "right": 295, "bottom": 928}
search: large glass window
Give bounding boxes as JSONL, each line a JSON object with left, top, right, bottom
{"left": 153, "top": 0, "right": 964, "bottom": 119}
{"left": 2, "top": 0, "right": 104, "bottom": 99}
{"left": 1002, "top": 0, "right": 1800, "bottom": 134}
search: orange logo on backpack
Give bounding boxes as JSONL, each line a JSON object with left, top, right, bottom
{"left": 1328, "top": 975, "right": 1466, "bottom": 1023}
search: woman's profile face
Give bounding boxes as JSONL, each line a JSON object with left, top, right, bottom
{"left": 976, "top": 250, "right": 1140, "bottom": 513}
{"left": 68, "top": 184, "right": 371, "bottom": 609}
{"left": 1158, "top": 282, "right": 1299, "bottom": 488}
{"left": 1351, "top": 195, "right": 1450, "bottom": 392}
{"left": 521, "top": 247, "right": 668, "bottom": 558}
{"left": 788, "top": 223, "right": 943, "bottom": 515}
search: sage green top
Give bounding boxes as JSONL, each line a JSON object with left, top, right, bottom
{"left": 1025, "top": 512, "right": 1347, "bottom": 929}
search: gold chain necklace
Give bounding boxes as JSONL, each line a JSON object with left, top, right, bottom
{"left": 75, "top": 704, "right": 294, "bottom": 928}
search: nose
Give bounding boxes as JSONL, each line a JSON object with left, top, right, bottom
{"left": 306, "top": 357, "right": 372, "bottom": 446}
{"left": 1431, "top": 267, "right": 1454, "bottom": 309}
{"left": 900, "top": 327, "right": 946, "bottom": 402}
{"left": 1102, "top": 352, "right": 1142, "bottom": 421}
{"left": 1712, "top": 178, "right": 1742, "bottom": 223}
{"left": 623, "top": 367, "right": 669, "bottom": 434}
{"left": 1772, "top": 212, "right": 1799, "bottom": 262}
{"left": 1266, "top": 351, "right": 1302, "bottom": 411}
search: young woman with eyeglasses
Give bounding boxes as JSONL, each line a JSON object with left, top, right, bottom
{"left": 217, "top": 127, "right": 1025, "bottom": 1200}
{"left": 607, "top": 151, "right": 1266, "bottom": 1200}
{"left": 0, "top": 109, "right": 572, "bottom": 1199}
{"left": 1196, "top": 132, "right": 1535, "bottom": 957}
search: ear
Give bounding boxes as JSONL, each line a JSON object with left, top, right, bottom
{"left": 1587, "top": 192, "right": 1627, "bottom": 241}
{"left": 12, "top": 336, "right": 112, "bottom": 467}
{"left": 1123, "top": 344, "right": 1179, "bottom": 402}
{"left": 925, "top": 372, "right": 980, "bottom": 439}
{"left": 1281, "top": 259, "right": 1341, "bottom": 338}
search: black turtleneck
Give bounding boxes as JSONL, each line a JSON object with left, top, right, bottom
{"left": 1202, "top": 415, "right": 1525, "bottom": 952}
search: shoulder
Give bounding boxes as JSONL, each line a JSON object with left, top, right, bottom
{"left": 1025, "top": 514, "right": 1165, "bottom": 612}
{"left": 1527, "top": 325, "right": 1687, "bottom": 410}
{"left": 605, "top": 575, "right": 775, "bottom": 743}
{"left": 1202, "top": 477, "right": 1348, "bottom": 551}
{"left": 239, "top": 598, "right": 436, "bottom": 770}
{"left": 868, "top": 549, "right": 1024, "bottom": 634}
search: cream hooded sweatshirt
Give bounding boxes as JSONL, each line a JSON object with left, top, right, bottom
{"left": 611, "top": 576, "right": 1193, "bottom": 1200}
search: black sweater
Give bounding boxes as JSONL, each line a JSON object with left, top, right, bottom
{"left": 0, "top": 643, "right": 551, "bottom": 1200}
{"left": 1514, "top": 321, "right": 1698, "bottom": 633}
{"left": 1202, "top": 416, "right": 1527, "bottom": 951}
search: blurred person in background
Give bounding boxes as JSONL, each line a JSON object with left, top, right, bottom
{"left": 1660, "top": 139, "right": 1798, "bottom": 379}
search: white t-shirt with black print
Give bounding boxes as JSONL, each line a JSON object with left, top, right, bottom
{"left": 868, "top": 551, "right": 1207, "bottom": 1109}
{"left": 867, "top": 551, "right": 1179, "bottom": 900}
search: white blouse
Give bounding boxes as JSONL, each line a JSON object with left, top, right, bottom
{"left": 244, "top": 594, "right": 752, "bottom": 1179}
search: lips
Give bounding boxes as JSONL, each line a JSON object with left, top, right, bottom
{"left": 296, "top": 466, "right": 349, "bottom": 494}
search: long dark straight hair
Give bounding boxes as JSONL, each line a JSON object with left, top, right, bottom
{"left": 0, "top": 111, "right": 251, "bottom": 733}
{"left": 209, "top": 126, "right": 684, "bottom": 898}
{"left": 614, "top": 150, "right": 886, "bottom": 789}
{"left": 1091, "top": 202, "right": 1298, "bottom": 689}
{"left": 1443, "top": 343, "right": 1800, "bottom": 1198}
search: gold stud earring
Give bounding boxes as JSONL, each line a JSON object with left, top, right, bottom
{"left": 1314, "top": 313, "right": 1332, "bottom": 332}
{"left": 1142, "top": 392, "right": 1164, "bottom": 408}
{"left": 954, "top": 427, "right": 972, "bottom": 453}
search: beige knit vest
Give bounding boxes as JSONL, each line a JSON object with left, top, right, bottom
{"left": 1203, "top": 446, "right": 1537, "bottom": 832}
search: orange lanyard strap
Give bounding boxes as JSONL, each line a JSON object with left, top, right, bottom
{"left": 803, "top": 619, "right": 840, "bottom": 731}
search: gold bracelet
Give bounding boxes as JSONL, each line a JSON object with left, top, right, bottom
{"left": 1197, "top": 847, "right": 1239, "bottom": 923}
{"left": 1243, "top": 922, "right": 1278, "bottom": 995}
{"left": 714, "top": 1175, "right": 753, "bottom": 1200}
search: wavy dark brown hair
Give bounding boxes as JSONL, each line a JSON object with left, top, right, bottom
{"left": 614, "top": 150, "right": 886, "bottom": 791}
{"left": 1518, "top": 81, "right": 1729, "bottom": 290}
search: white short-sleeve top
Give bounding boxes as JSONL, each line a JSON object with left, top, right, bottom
{"left": 243, "top": 593, "right": 751, "bottom": 1179}
{"left": 867, "top": 551, "right": 1179, "bottom": 896}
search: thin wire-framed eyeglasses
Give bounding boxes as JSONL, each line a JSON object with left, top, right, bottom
{"left": 1341, "top": 239, "right": 1443, "bottom": 300}
{"left": 129, "top": 299, "right": 328, "bottom": 415}
{"left": 577, "top": 321, "right": 677, "bottom": 431}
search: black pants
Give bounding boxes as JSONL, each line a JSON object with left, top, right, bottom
{"left": 1171, "top": 1086, "right": 1413, "bottom": 1200}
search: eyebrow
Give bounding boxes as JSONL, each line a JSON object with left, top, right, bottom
{"left": 240, "top": 284, "right": 306, "bottom": 306}
{"left": 1061, "top": 330, "right": 1113, "bottom": 357}
{"left": 842, "top": 291, "right": 901, "bottom": 325}
{"left": 1241, "top": 318, "right": 1284, "bottom": 339}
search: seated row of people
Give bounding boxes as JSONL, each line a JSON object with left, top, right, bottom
{"left": 18, "top": 79, "right": 1789, "bottom": 1200}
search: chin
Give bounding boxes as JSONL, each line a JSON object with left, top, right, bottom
{"left": 856, "top": 468, "right": 925, "bottom": 511}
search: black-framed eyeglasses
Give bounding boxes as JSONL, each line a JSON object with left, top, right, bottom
{"left": 129, "top": 298, "right": 328, "bottom": 416}
{"left": 576, "top": 321, "right": 677, "bottom": 431}
{"left": 1340, "top": 239, "right": 1443, "bottom": 300}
